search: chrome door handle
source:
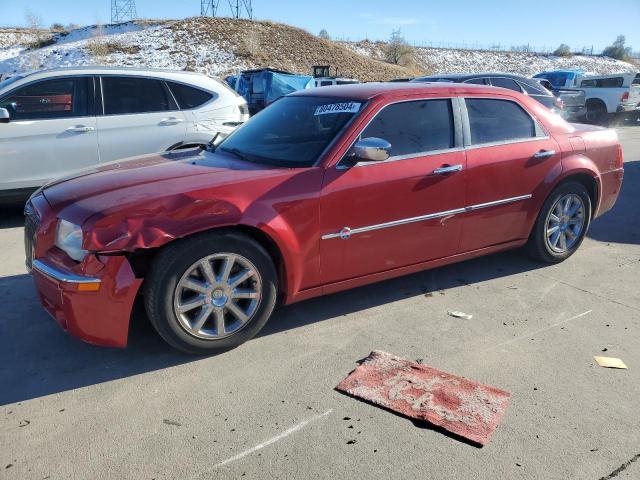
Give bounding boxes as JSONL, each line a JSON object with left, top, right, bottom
{"left": 533, "top": 150, "right": 556, "bottom": 159}
{"left": 432, "top": 164, "right": 463, "bottom": 175}
{"left": 159, "top": 117, "right": 184, "bottom": 125}
{"left": 65, "top": 126, "right": 94, "bottom": 133}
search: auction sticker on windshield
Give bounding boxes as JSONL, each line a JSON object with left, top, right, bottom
{"left": 315, "top": 102, "right": 361, "bottom": 115}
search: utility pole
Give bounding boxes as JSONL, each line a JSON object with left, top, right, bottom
{"left": 111, "top": 0, "right": 137, "bottom": 23}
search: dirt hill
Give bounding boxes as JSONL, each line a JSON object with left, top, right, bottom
{"left": 0, "top": 17, "right": 418, "bottom": 81}
{"left": 1, "top": 17, "right": 635, "bottom": 81}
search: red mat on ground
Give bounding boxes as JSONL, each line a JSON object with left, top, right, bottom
{"left": 336, "top": 351, "right": 511, "bottom": 446}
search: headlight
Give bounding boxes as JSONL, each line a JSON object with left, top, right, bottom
{"left": 55, "top": 220, "right": 87, "bottom": 262}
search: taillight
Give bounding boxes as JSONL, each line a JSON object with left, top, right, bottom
{"left": 616, "top": 144, "right": 623, "bottom": 169}
{"left": 620, "top": 91, "right": 629, "bottom": 102}
{"left": 554, "top": 97, "right": 564, "bottom": 110}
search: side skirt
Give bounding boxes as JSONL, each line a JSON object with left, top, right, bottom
{"left": 283, "top": 239, "right": 527, "bottom": 305}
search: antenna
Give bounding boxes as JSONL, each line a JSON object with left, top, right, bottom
{"left": 201, "top": 0, "right": 221, "bottom": 16}
{"left": 111, "top": 0, "right": 137, "bottom": 23}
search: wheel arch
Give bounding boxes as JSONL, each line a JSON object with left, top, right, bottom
{"left": 554, "top": 172, "right": 599, "bottom": 217}
{"left": 127, "top": 223, "right": 291, "bottom": 301}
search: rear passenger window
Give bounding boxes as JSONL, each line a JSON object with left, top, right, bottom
{"left": 489, "top": 77, "right": 522, "bottom": 92}
{"left": 466, "top": 98, "right": 536, "bottom": 145}
{"left": 464, "top": 78, "right": 487, "bottom": 85}
{"left": 520, "top": 82, "right": 545, "bottom": 95}
{"left": 360, "top": 99, "right": 454, "bottom": 157}
{"left": 102, "top": 77, "right": 173, "bottom": 115}
{"left": 167, "top": 81, "right": 213, "bottom": 109}
{"left": 0, "top": 77, "right": 89, "bottom": 120}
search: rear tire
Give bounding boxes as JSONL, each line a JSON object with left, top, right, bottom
{"left": 144, "top": 230, "right": 277, "bottom": 354}
{"left": 527, "top": 182, "right": 591, "bottom": 264}
{"left": 584, "top": 100, "right": 608, "bottom": 125}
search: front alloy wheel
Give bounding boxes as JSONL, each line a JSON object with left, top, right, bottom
{"left": 145, "top": 231, "right": 277, "bottom": 354}
{"left": 174, "top": 253, "right": 262, "bottom": 339}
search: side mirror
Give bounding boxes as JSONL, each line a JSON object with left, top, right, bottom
{"left": 0, "top": 108, "right": 9, "bottom": 124}
{"left": 352, "top": 137, "right": 391, "bottom": 162}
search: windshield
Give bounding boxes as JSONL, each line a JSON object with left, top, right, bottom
{"left": 533, "top": 72, "right": 570, "bottom": 88}
{"left": 218, "top": 96, "right": 363, "bottom": 167}
{"left": 0, "top": 75, "right": 24, "bottom": 92}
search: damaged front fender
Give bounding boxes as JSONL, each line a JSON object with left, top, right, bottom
{"left": 83, "top": 194, "right": 243, "bottom": 252}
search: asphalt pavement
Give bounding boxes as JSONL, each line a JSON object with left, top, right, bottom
{"left": 1, "top": 127, "right": 639, "bottom": 480}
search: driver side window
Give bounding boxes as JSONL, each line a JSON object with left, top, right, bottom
{"left": 0, "top": 77, "right": 89, "bottom": 121}
{"left": 360, "top": 99, "right": 454, "bottom": 158}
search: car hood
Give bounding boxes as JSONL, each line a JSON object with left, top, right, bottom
{"left": 43, "top": 148, "right": 291, "bottom": 229}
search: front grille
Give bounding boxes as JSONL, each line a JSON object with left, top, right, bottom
{"left": 24, "top": 202, "right": 40, "bottom": 271}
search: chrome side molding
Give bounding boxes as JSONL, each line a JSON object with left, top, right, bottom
{"left": 321, "top": 194, "right": 532, "bottom": 240}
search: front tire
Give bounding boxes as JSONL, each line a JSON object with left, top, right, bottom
{"left": 527, "top": 182, "right": 591, "bottom": 264}
{"left": 144, "top": 231, "right": 277, "bottom": 354}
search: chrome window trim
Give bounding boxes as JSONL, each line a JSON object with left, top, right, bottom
{"left": 321, "top": 194, "right": 532, "bottom": 240}
{"left": 32, "top": 259, "right": 101, "bottom": 284}
{"left": 461, "top": 96, "right": 548, "bottom": 147}
{"left": 336, "top": 96, "right": 463, "bottom": 170}
{"left": 464, "top": 135, "right": 551, "bottom": 151}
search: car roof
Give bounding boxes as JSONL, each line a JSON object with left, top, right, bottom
{"left": 291, "top": 81, "right": 506, "bottom": 101}
{"left": 413, "top": 72, "right": 532, "bottom": 81}
{"left": 14, "top": 66, "right": 213, "bottom": 80}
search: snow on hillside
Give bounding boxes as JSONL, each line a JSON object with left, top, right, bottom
{"left": 346, "top": 41, "right": 637, "bottom": 76}
{"left": 1, "top": 20, "right": 636, "bottom": 82}
{"left": 0, "top": 21, "right": 247, "bottom": 78}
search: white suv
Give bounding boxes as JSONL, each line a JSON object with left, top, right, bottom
{"left": 0, "top": 67, "right": 249, "bottom": 203}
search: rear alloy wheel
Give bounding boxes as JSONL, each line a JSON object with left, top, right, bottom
{"left": 144, "top": 231, "right": 277, "bottom": 354}
{"left": 544, "top": 194, "right": 586, "bottom": 254}
{"left": 527, "top": 182, "right": 591, "bottom": 263}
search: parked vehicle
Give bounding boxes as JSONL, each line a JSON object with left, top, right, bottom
{"left": 534, "top": 78, "right": 587, "bottom": 120}
{"left": 0, "top": 67, "right": 249, "bottom": 203}
{"left": 26, "top": 82, "right": 624, "bottom": 354}
{"left": 411, "top": 72, "right": 567, "bottom": 115}
{"left": 533, "top": 70, "right": 640, "bottom": 124}
{"left": 311, "top": 63, "right": 359, "bottom": 87}
{"left": 314, "top": 77, "right": 359, "bottom": 87}
{"left": 225, "top": 68, "right": 314, "bottom": 115}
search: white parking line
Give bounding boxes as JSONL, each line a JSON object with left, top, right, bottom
{"left": 213, "top": 409, "right": 333, "bottom": 469}
{"left": 486, "top": 309, "right": 593, "bottom": 351}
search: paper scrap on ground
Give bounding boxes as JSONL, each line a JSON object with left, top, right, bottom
{"left": 448, "top": 310, "right": 473, "bottom": 320}
{"left": 336, "top": 350, "right": 511, "bottom": 446}
{"left": 594, "top": 356, "right": 628, "bottom": 369}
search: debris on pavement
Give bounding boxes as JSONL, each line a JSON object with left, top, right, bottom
{"left": 594, "top": 356, "right": 628, "bottom": 369}
{"left": 336, "top": 350, "right": 511, "bottom": 446}
{"left": 447, "top": 310, "right": 473, "bottom": 320}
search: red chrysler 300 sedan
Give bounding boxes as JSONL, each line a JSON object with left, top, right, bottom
{"left": 25, "top": 83, "right": 624, "bottom": 353}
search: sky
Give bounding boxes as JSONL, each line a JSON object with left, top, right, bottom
{"left": 1, "top": 0, "right": 639, "bottom": 52}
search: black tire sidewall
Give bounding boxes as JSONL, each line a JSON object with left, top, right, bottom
{"left": 529, "top": 182, "right": 591, "bottom": 263}
{"left": 144, "top": 231, "right": 277, "bottom": 354}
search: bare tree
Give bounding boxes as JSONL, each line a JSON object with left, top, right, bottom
{"left": 319, "top": 29, "right": 330, "bottom": 41}
{"left": 602, "top": 35, "right": 632, "bottom": 61}
{"left": 553, "top": 44, "right": 572, "bottom": 57}
{"left": 384, "top": 29, "right": 413, "bottom": 66}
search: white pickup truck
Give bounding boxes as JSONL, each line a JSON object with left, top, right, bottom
{"left": 533, "top": 70, "right": 640, "bottom": 124}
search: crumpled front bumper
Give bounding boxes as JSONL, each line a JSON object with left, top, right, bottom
{"left": 31, "top": 255, "right": 142, "bottom": 348}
